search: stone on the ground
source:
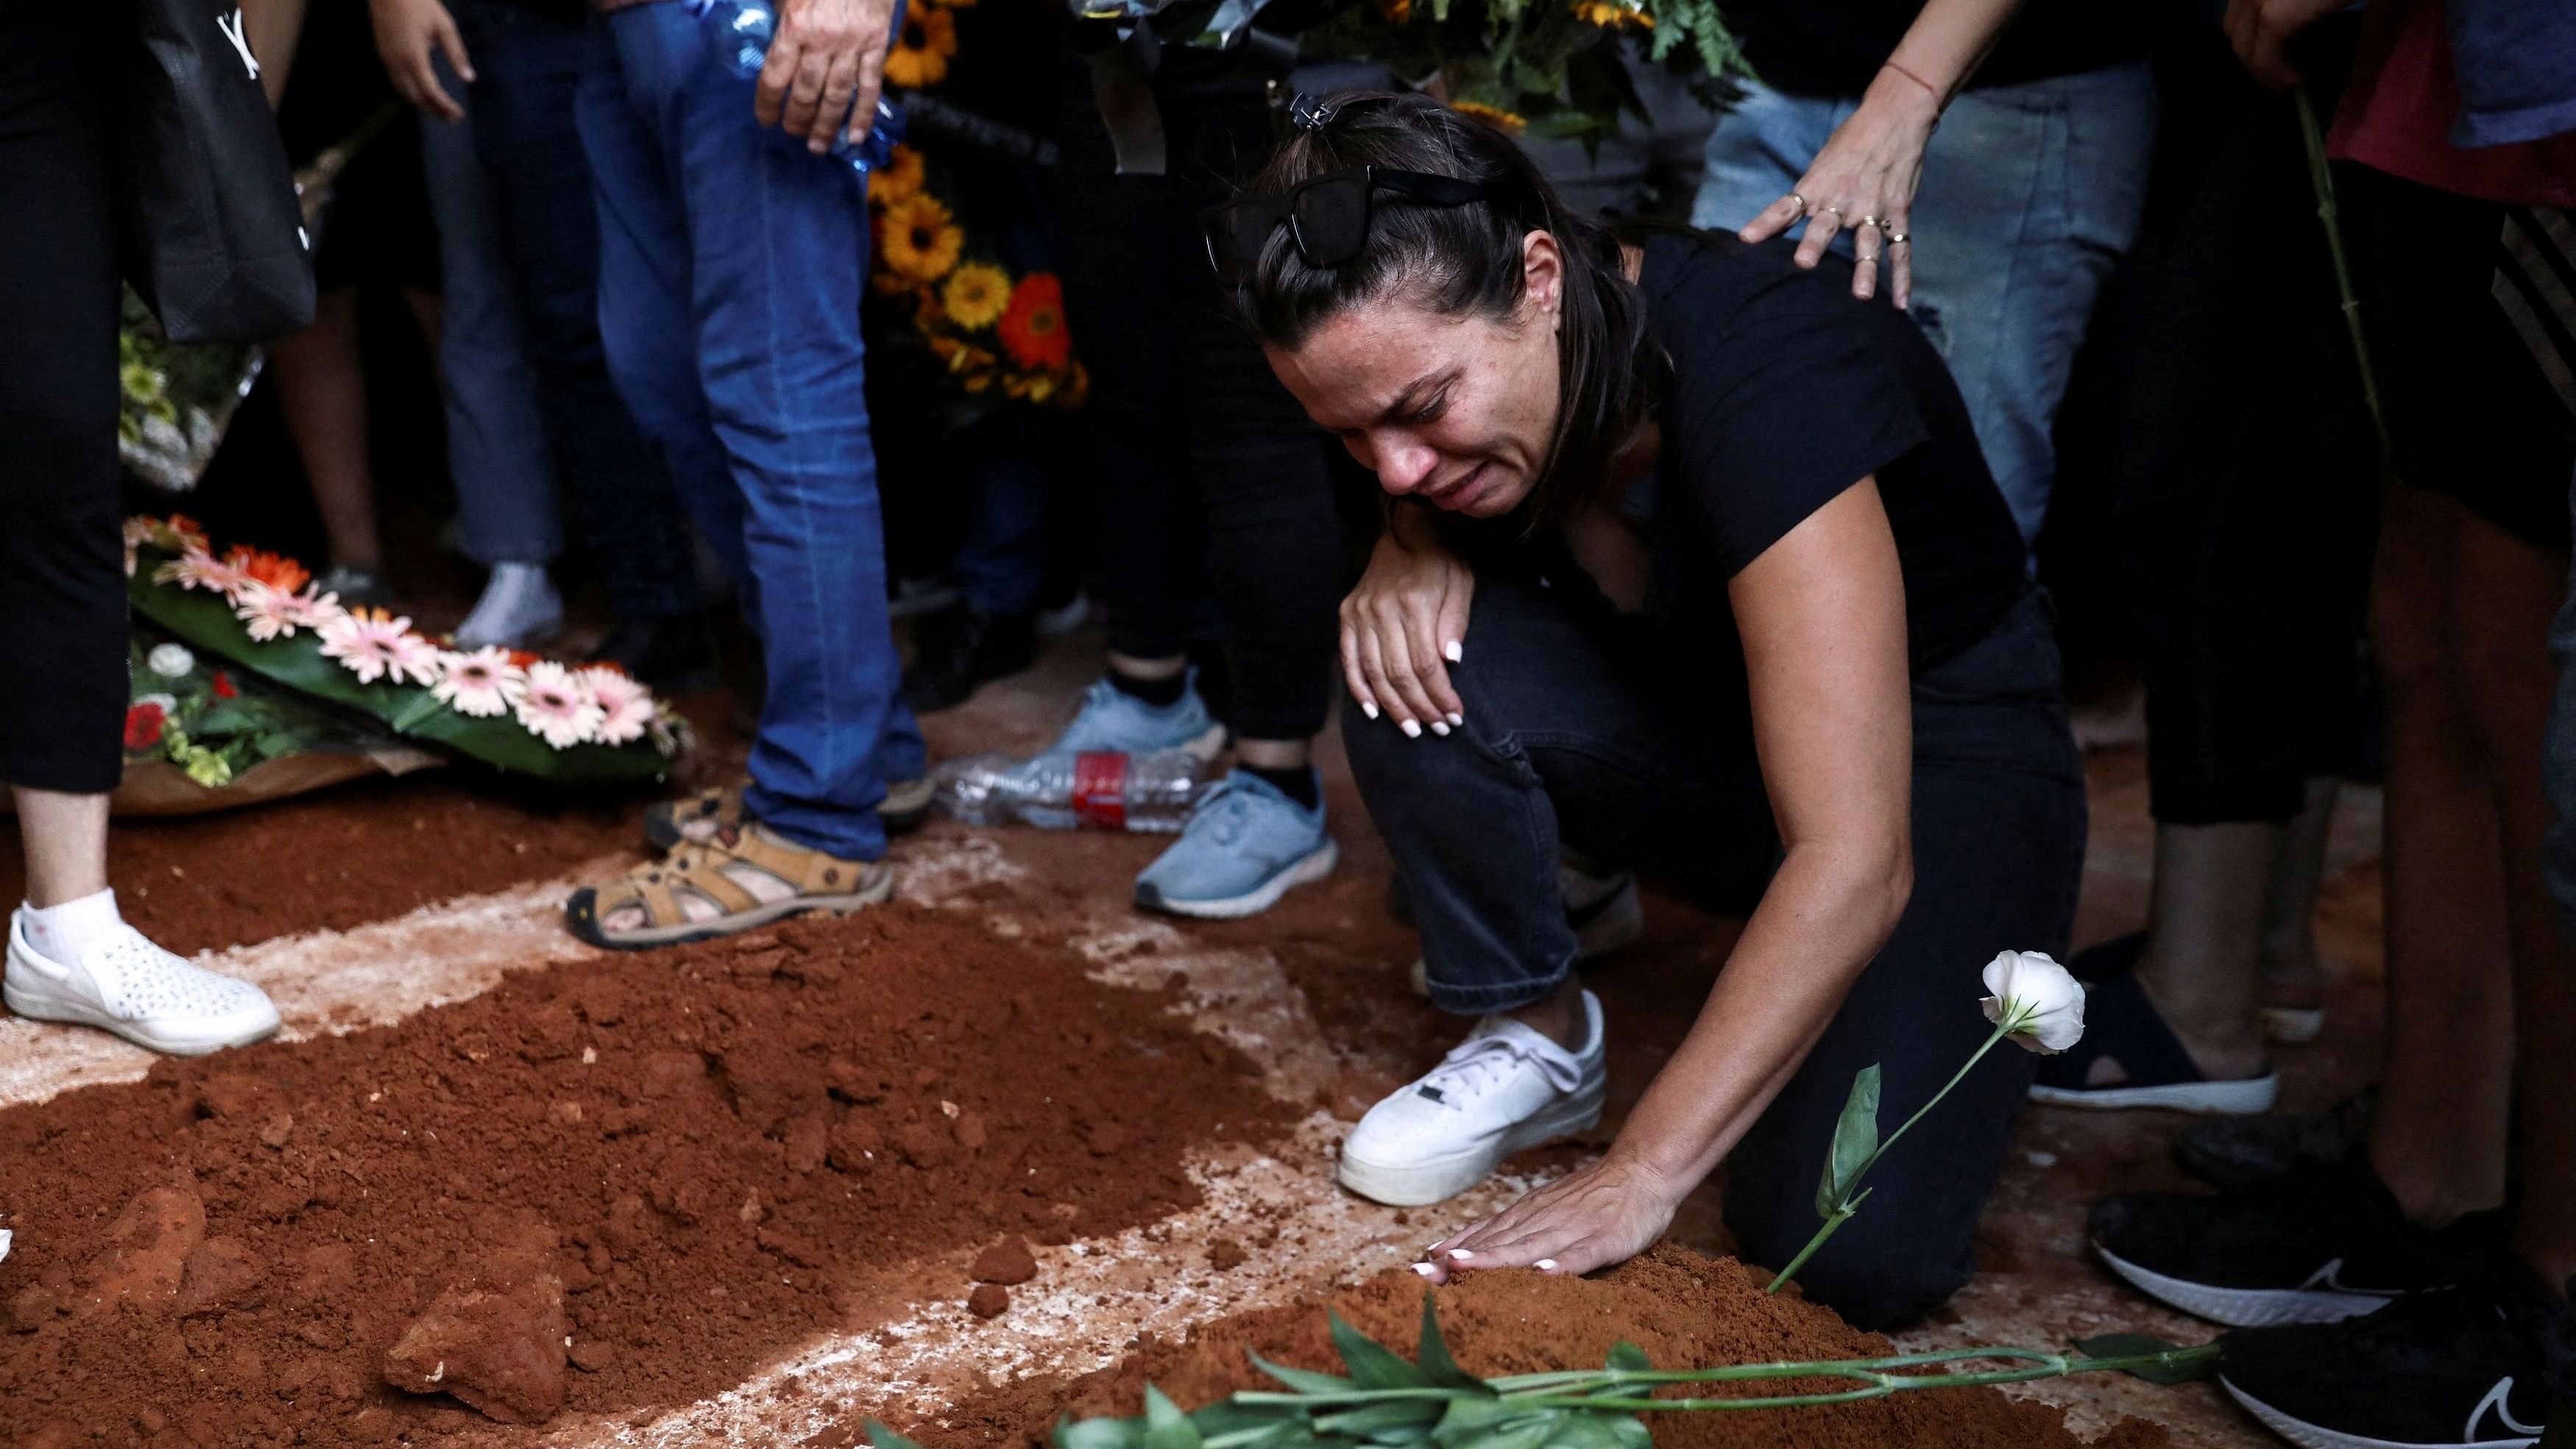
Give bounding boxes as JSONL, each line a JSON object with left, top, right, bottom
{"left": 381, "top": 1216, "right": 570, "bottom": 1425}
{"left": 969, "top": 1237, "right": 1037, "bottom": 1286}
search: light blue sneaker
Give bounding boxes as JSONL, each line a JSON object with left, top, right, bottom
{"left": 1133, "top": 770, "right": 1338, "bottom": 919}
{"left": 1047, "top": 674, "right": 1227, "bottom": 759}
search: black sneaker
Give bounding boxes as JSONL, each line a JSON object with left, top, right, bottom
{"left": 902, "top": 603, "right": 1036, "bottom": 714}
{"left": 595, "top": 612, "right": 723, "bottom": 696}
{"left": 2220, "top": 1254, "right": 2567, "bottom": 1448}
{"left": 2090, "top": 1155, "right": 2502, "bottom": 1327}
{"left": 2173, "top": 1090, "right": 2377, "bottom": 1191}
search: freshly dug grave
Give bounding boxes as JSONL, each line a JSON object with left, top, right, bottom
{"left": 913, "top": 1246, "right": 2167, "bottom": 1449}
{"left": 0, "top": 904, "right": 1289, "bottom": 1448}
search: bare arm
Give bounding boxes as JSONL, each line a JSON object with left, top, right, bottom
{"left": 1421, "top": 481, "right": 1916, "bottom": 1278}
{"left": 238, "top": 0, "right": 308, "bottom": 108}
{"left": 1738, "top": 0, "right": 2025, "bottom": 305}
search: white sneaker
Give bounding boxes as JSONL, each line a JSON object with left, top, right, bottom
{"left": 1337, "top": 990, "right": 1607, "bottom": 1207}
{"left": 4, "top": 912, "right": 281, "bottom": 1055}
{"left": 453, "top": 562, "right": 563, "bottom": 651}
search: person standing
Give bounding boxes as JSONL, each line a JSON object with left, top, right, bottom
{"left": 565, "top": 0, "right": 927, "bottom": 946}
{"left": 1, "top": 0, "right": 282, "bottom": 1053}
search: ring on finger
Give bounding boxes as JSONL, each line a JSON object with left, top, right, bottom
{"left": 1886, "top": 230, "right": 1911, "bottom": 245}
{"left": 1856, "top": 214, "right": 1884, "bottom": 231}
{"left": 1819, "top": 204, "right": 1845, "bottom": 222}
{"left": 1786, "top": 191, "right": 1808, "bottom": 216}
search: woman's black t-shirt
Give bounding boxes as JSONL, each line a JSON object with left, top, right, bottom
{"left": 1631, "top": 230, "right": 2025, "bottom": 689}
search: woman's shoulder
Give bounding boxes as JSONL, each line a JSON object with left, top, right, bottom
{"left": 1637, "top": 229, "right": 1886, "bottom": 355}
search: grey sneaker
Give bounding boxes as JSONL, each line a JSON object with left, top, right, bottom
{"left": 1047, "top": 673, "right": 1225, "bottom": 759}
{"left": 453, "top": 561, "right": 563, "bottom": 650}
{"left": 1133, "top": 770, "right": 1337, "bottom": 919}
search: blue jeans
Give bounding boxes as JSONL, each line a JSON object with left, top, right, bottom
{"left": 418, "top": 67, "right": 558, "bottom": 568}
{"left": 952, "top": 424, "right": 1048, "bottom": 617}
{"left": 453, "top": 0, "right": 703, "bottom": 623}
{"left": 1695, "top": 67, "right": 2156, "bottom": 548}
{"left": 1344, "top": 581, "right": 2085, "bottom": 1328}
{"left": 578, "top": 1, "right": 923, "bottom": 860}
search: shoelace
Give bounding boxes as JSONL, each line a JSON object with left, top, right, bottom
{"left": 1188, "top": 779, "right": 1257, "bottom": 847}
{"left": 1416, "top": 1024, "right": 1585, "bottom": 1108}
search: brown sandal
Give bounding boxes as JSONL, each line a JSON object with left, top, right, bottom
{"left": 567, "top": 824, "right": 894, "bottom": 950}
{"left": 643, "top": 776, "right": 938, "bottom": 851}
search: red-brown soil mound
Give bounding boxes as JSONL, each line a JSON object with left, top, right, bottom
{"left": 916, "top": 1246, "right": 2165, "bottom": 1449}
{"left": 0, "top": 905, "right": 1288, "bottom": 1448}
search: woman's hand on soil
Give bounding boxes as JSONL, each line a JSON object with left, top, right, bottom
{"left": 1413, "top": 1154, "right": 1683, "bottom": 1283}
{"left": 1735, "top": 74, "right": 1940, "bottom": 306}
{"left": 1340, "top": 530, "right": 1474, "bottom": 738}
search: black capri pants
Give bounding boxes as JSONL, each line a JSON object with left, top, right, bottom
{"left": 0, "top": 0, "right": 128, "bottom": 795}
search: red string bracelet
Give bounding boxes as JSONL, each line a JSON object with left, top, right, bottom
{"left": 1883, "top": 59, "right": 1943, "bottom": 107}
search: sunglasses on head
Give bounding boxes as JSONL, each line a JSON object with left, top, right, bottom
{"left": 1200, "top": 166, "right": 1490, "bottom": 285}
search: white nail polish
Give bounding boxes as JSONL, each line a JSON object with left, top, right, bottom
{"left": 1362, "top": 701, "right": 1379, "bottom": 720}
{"left": 1430, "top": 720, "right": 1449, "bottom": 736}
{"left": 1446, "top": 712, "right": 1463, "bottom": 727}
{"left": 1443, "top": 640, "right": 1462, "bottom": 662}
{"left": 1448, "top": 1249, "right": 1473, "bottom": 1261}
{"left": 1401, "top": 720, "right": 1422, "bottom": 739}
{"left": 1535, "top": 1259, "right": 1558, "bottom": 1272}
{"left": 1411, "top": 1262, "right": 1437, "bottom": 1278}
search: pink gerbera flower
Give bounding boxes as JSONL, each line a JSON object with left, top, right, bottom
{"left": 317, "top": 607, "right": 439, "bottom": 687}
{"left": 514, "top": 662, "right": 605, "bottom": 749}
{"left": 434, "top": 647, "right": 526, "bottom": 718}
{"left": 154, "top": 548, "right": 252, "bottom": 598}
{"left": 579, "top": 666, "right": 657, "bottom": 746}
{"left": 234, "top": 582, "right": 310, "bottom": 642}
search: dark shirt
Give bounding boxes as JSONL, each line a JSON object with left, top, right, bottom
{"left": 1630, "top": 230, "right": 2025, "bottom": 693}
{"left": 1717, "top": 0, "right": 2156, "bottom": 98}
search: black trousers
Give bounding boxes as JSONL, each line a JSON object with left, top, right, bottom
{"left": 1346, "top": 576, "right": 2087, "bottom": 1329}
{"left": 0, "top": 0, "right": 127, "bottom": 795}
{"left": 2111, "top": 62, "right": 2379, "bottom": 826}
{"left": 1050, "top": 48, "right": 1342, "bottom": 743}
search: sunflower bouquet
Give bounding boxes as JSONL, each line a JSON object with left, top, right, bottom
{"left": 124, "top": 517, "right": 686, "bottom": 787}
{"left": 868, "top": 0, "right": 1086, "bottom": 414}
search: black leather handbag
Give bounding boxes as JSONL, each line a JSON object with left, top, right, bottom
{"left": 114, "top": 0, "right": 315, "bottom": 343}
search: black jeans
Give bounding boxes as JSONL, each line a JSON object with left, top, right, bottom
{"left": 1050, "top": 48, "right": 1342, "bottom": 742}
{"left": 455, "top": 0, "right": 704, "bottom": 625}
{"left": 0, "top": 0, "right": 126, "bottom": 795}
{"left": 1345, "top": 577, "right": 2087, "bottom": 1329}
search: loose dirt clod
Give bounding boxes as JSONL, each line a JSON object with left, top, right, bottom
{"left": 968, "top": 1284, "right": 1012, "bottom": 1319}
{"left": 1206, "top": 1239, "right": 1248, "bottom": 1272}
{"left": 971, "top": 1238, "right": 1038, "bottom": 1286}
{"left": 381, "top": 1216, "right": 569, "bottom": 1425}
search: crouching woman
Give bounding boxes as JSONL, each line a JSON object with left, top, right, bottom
{"left": 1211, "top": 92, "right": 2085, "bottom": 1328}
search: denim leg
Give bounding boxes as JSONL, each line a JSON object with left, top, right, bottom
{"left": 598, "top": 4, "right": 919, "bottom": 856}
{"left": 2547, "top": 466, "right": 2576, "bottom": 946}
{"left": 1689, "top": 80, "right": 1853, "bottom": 241}
{"left": 1723, "top": 593, "right": 2086, "bottom": 1329}
{"left": 951, "top": 423, "right": 1049, "bottom": 617}
{"left": 418, "top": 62, "right": 560, "bottom": 568}
{"left": 460, "top": 0, "right": 703, "bottom": 624}
{"left": 1343, "top": 575, "right": 1772, "bottom": 1016}
{"left": 1906, "top": 64, "right": 2157, "bottom": 548}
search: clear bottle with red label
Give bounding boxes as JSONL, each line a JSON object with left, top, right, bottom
{"left": 933, "top": 749, "right": 1217, "bottom": 832}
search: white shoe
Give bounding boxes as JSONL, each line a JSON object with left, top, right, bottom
{"left": 1337, "top": 990, "right": 1607, "bottom": 1207}
{"left": 453, "top": 562, "right": 563, "bottom": 650}
{"left": 4, "top": 912, "right": 281, "bottom": 1055}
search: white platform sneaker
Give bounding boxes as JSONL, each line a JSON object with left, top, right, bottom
{"left": 1338, "top": 989, "right": 1608, "bottom": 1207}
{"left": 4, "top": 911, "right": 280, "bottom": 1055}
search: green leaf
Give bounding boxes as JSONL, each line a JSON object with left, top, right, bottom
{"left": 1312, "top": 1400, "right": 1445, "bottom": 1439}
{"left": 863, "top": 1423, "right": 926, "bottom": 1449}
{"left": 1331, "top": 1311, "right": 1431, "bottom": 1391}
{"left": 1054, "top": 1414, "right": 1145, "bottom": 1449}
{"left": 1537, "top": 1410, "right": 1649, "bottom": 1449}
{"left": 1248, "top": 1350, "right": 1353, "bottom": 1396}
{"left": 1415, "top": 1296, "right": 1493, "bottom": 1393}
{"left": 2072, "top": 1334, "right": 2220, "bottom": 1385}
{"left": 1815, "top": 1063, "right": 1882, "bottom": 1219}
{"left": 1452, "top": 1416, "right": 1563, "bottom": 1449}
{"left": 1604, "top": 1342, "right": 1650, "bottom": 1375}
{"left": 1143, "top": 1385, "right": 1205, "bottom": 1449}
{"left": 1432, "top": 1395, "right": 1518, "bottom": 1442}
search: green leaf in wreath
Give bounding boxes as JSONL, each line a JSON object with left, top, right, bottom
{"left": 1432, "top": 1394, "right": 1518, "bottom": 1441}
{"left": 862, "top": 1423, "right": 924, "bottom": 1449}
{"left": 1604, "top": 1341, "right": 1651, "bottom": 1375}
{"left": 1142, "top": 1385, "right": 1205, "bottom": 1449}
{"left": 1532, "top": 1409, "right": 1649, "bottom": 1449}
{"left": 1816, "top": 1063, "right": 1881, "bottom": 1219}
{"left": 1331, "top": 1311, "right": 1431, "bottom": 1391}
{"left": 2072, "top": 1333, "right": 2220, "bottom": 1385}
{"left": 1248, "top": 1350, "right": 1353, "bottom": 1396}
{"left": 1312, "top": 1397, "right": 1445, "bottom": 1440}
{"left": 1054, "top": 1413, "right": 1145, "bottom": 1449}
{"left": 1415, "top": 1296, "right": 1493, "bottom": 1394}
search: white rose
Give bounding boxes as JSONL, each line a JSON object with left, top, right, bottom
{"left": 1979, "top": 950, "right": 2086, "bottom": 1054}
{"left": 146, "top": 642, "right": 197, "bottom": 679}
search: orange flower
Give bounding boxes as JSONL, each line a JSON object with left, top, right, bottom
{"left": 221, "top": 544, "right": 311, "bottom": 597}
{"left": 1451, "top": 101, "right": 1527, "bottom": 134}
{"left": 877, "top": 193, "right": 963, "bottom": 283}
{"left": 1375, "top": 0, "right": 1412, "bottom": 19}
{"left": 1572, "top": 0, "right": 1650, "bottom": 25}
{"left": 941, "top": 263, "right": 1013, "bottom": 330}
{"left": 882, "top": 9, "right": 957, "bottom": 88}
{"left": 870, "top": 144, "right": 925, "bottom": 206}
{"left": 996, "top": 273, "right": 1072, "bottom": 371}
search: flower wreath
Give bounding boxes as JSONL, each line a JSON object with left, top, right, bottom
{"left": 126, "top": 517, "right": 686, "bottom": 784}
{"left": 868, "top": 0, "right": 1086, "bottom": 408}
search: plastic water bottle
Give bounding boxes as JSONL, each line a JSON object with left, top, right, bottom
{"left": 935, "top": 750, "right": 1217, "bottom": 832}
{"left": 689, "top": 0, "right": 905, "bottom": 174}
